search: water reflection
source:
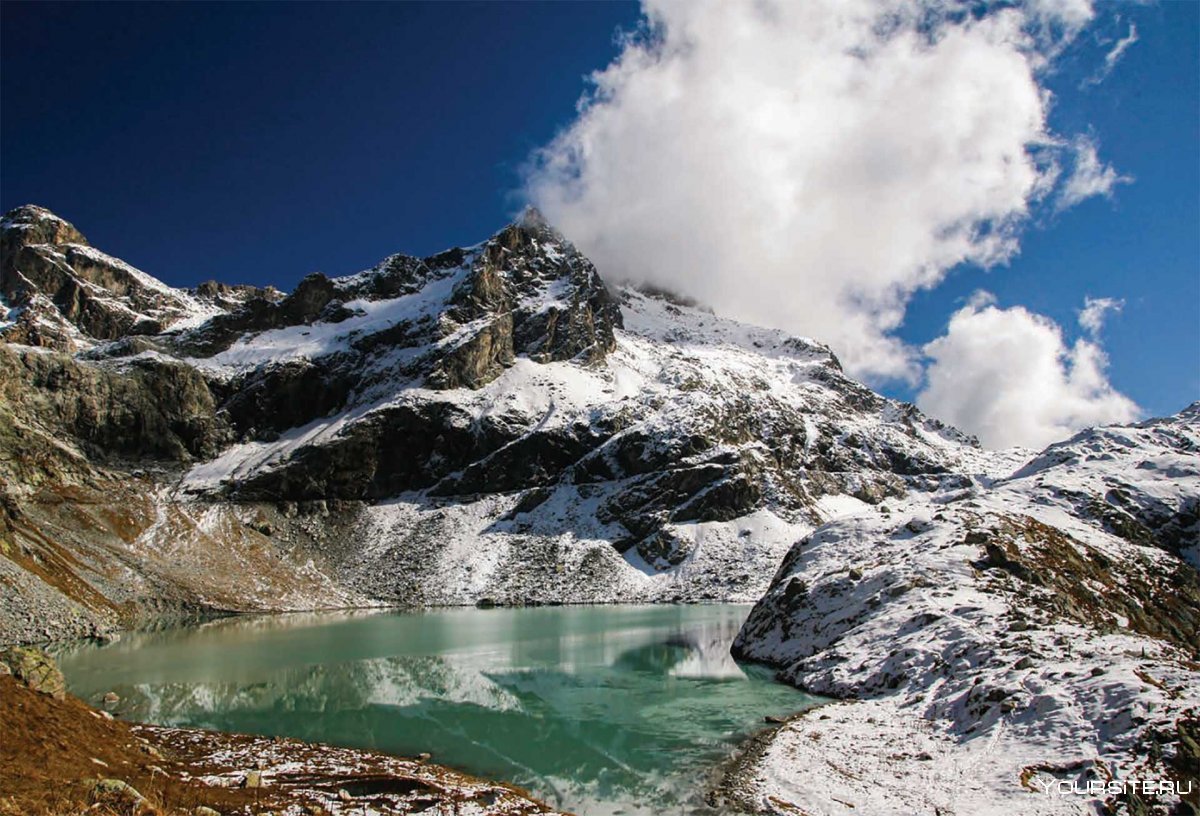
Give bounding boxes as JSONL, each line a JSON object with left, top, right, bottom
{"left": 58, "top": 605, "right": 818, "bottom": 816}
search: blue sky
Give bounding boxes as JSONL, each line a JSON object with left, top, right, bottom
{"left": 894, "top": 2, "right": 1199, "bottom": 419}
{"left": 1, "top": 2, "right": 640, "bottom": 273}
{"left": 2, "top": 1, "right": 1196, "bottom": 438}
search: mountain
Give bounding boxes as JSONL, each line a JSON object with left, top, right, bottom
{"left": 0, "top": 205, "right": 272, "bottom": 349}
{"left": 2, "top": 204, "right": 1197, "bottom": 815}
{"left": 727, "top": 407, "right": 1199, "bottom": 815}
{"left": 0, "top": 203, "right": 979, "bottom": 628}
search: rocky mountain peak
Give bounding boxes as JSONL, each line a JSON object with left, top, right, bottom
{"left": 0, "top": 204, "right": 89, "bottom": 248}
{"left": 175, "top": 213, "right": 621, "bottom": 391}
{"left": 0, "top": 205, "right": 222, "bottom": 350}
{"left": 416, "top": 214, "right": 622, "bottom": 386}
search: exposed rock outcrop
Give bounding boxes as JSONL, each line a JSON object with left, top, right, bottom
{"left": 0, "top": 645, "right": 66, "bottom": 698}
{"left": 0, "top": 205, "right": 221, "bottom": 348}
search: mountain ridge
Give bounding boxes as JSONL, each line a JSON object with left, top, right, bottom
{"left": 0, "top": 202, "right": 985, "bottom": 628}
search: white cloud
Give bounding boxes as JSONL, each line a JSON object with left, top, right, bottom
{"left": 1106, "top": 22, "right": 1139, "bottom": 69}
{"left": 1084, "top": 22, "right": 1138, "bottom": 86}
{"left": 1027, "top": 0, "right": 1095, "bottom": 29}
{"left": 917, "top": 293, "right": 1139, "bottom": 449}
{"left": 526, "top": 0, "right": 1122, "bottom": 383}
{"left": 1057, "top": 135, "right": 1132, "bottom": 209}
{"left": 1078, "top": 295, "right": 1123, "bottom": 337}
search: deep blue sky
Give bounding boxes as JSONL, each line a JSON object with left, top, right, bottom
{"left": 1, "top": 2, "right": 641, "bottom": 275}
{"left": 2, "top": 1, "right": 1196, "bottom": 418}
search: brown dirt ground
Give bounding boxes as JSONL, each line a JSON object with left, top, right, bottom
{"left": 0, "top": 675, "right": 565, "bottom": 816}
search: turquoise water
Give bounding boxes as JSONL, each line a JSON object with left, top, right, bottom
{"left": 56, "top": 604, "right": 818, "bottom": 815}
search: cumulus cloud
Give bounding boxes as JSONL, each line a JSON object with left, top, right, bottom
{"left": 1057, "top": 135, "right": 1132, "bottom": 209}
{"left": 525, "top": 0, "right": 1125, "bottom": 382}
{"left": 1078, "top": 295, "right": 1123, "bottom": 337}
{"left": 917, "top": 293, "right": 1139, "bottom": 449}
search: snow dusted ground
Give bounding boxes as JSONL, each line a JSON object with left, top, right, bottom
{"left": 148, "top": 724, "right": 567, "bottom": 816}
{"left": 728, "top": 408, "right": 1200, "bottom": 816}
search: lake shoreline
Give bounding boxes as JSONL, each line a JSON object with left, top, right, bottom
{"left": 1, "top": 665, "right": 569, "bottom": 816}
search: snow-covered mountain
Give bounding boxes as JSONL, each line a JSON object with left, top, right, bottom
{"left": 2, "top": 204, "right": 1197, "bottom": 815}
{"left": 728, "top": 407, "right": 1199, "bottom": 816}
{"left": 1, "top": 203, "right": 979, "bottom": 613}
{"left": 0, "top": 205, "right": 272, "bottom": 348}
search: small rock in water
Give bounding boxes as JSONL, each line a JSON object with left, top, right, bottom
{"left": 417, "top": 752, "right": 432, "bottom": 762}
{"left": 764, "top": 715, "right": 788, "bottom": 724}
{"left": 103, "top": 691, "right": 120, "bottom": 705}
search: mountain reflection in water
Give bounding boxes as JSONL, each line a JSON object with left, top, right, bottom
{"left": 57, "top": 604, "right": 821, "bottom": 815}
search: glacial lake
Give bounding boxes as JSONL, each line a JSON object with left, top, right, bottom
{"left": 56, "top": 604, "right": 819, "bottom": 815}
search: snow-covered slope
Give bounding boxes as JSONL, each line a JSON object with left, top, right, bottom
{"left": 728, "top": 407, "right": 1200, "bottom": 816}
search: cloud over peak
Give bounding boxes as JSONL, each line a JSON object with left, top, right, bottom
{"left": 526, "top": 0, "right": 1138, "bottom": 447}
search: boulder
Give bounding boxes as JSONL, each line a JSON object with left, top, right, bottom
{"left": 0, "top": 646, "right": 66, "bottom": 699}
{"left": 89, "top": 778, "right": 147, "bottom": 808}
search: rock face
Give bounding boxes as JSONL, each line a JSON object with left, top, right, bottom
{"left": 0, "top": 205, "right": 230, "bottom": 349}
{"left": 0, "top": 343, "right": 232, "bottom": 466}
